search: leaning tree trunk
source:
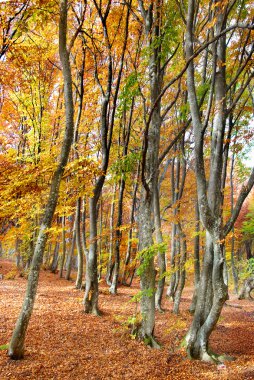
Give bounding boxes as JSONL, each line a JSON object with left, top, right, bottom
{"left": 8, "top": 0, "right": 74, "bottom": 359}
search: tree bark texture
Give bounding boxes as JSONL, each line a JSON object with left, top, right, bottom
{"left": 136, "top": 0, "right": 162, "bottom": 346}
{"left": 185, "top": 0, "right": 254, "bottom": 361}
{"left": 8, "top": 0, "right": 74, "bottom": 359}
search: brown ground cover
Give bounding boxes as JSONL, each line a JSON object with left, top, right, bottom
{"left": 0, "top": 259, "right": 253, "bottom": 380}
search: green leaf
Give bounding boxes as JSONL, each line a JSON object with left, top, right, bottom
{"left": 0, "top": 344, "right": 9, "bottom": 350}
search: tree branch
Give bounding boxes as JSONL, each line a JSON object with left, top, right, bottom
{"left": 224, "top": 168, "right": 254, "bottom": 236}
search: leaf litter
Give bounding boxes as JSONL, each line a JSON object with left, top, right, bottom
{"left": 0, "top": 260, "right": 254, "bottom": 380}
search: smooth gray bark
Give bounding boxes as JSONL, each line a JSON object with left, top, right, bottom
{"left": 110, "top": 177, "right": 125, "bottom": 294}
{"left": 75, "top": 198, "right": 84, "bottom": 289}
{"left": 189, "top": 200, "right": 201, "bottom": 314}
{"left": 106, "top": 184, "right": 116, "bottom": 286}
{"left": 229, "top": 155, "right": 238, "bottom": 294}
{"left": 238, "top": 277, "right": 254, "bottom": 300}
{"left": 50, "top": 240, "right": 60, "bottom": 273}
{"left": 173, "top": 226, "right": 187, "bottom": 314}
{"left": 8, "top": 0, "right": 74, "bottom": 359}
{"left": 110, "top": 106, "right": 132, "bottom": 294}
{"left": 65, "top": 225, "right": 76, "bottom": 281}
{"left": 59, "top": 216, "right": 66, "bottom": 278}
{"left": 136, "top": 0, "right": 162, "bottom": 346}
{"left": 154, "top": 183, "right": 166, "bottom": 312}
{"left": 185, "top": 0, "right": 254, "bottom": 361}
{"left": 83, "top": 2, "right": 129, "bottom": 314}
{"left": 122, "top": 162, "right": 140, "bottom": 284}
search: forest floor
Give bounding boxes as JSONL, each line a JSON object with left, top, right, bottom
{"left": 0, "top": 259, "right": 254, "bottom": 380}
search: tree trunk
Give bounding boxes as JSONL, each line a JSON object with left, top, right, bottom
{"left": 136, "top": 0, "right": 162, "bottom": 347}
{"left": 59, "top": 216, "right": 66, "bottom": 278}
{"left": 98, "top": 197, "right": 103, "bottom": 281}
{"left": 110, "top": 177, "right": 125, "bottom": 294}
{"left": 137, "top": 192, "right": 158, "bottom": 346}
{"left": 106, "top": 184, "right": 116, "bottom": 286}
{"left": 173, "top": 225, "right": 187, "bottom": 314}
{"left": 229, "top": 155, "right": 238, "bottom": 294}
{"left": 75, "top": 198, "right": 84, "bottom": 289}
{"left": 238, "top": 277, "right": 254, "bottom": 300}
{"left": 8, "top": 0, "right": 74, "bottom": 359}
{"left": 50, "top": 240, "right": 60, "bottom": 273}
{"left": 154, "top": 184, "right": 166, "bottom": 312}
{"left": 83, "top": 196, "right": 100, "bottom": 315}
{"left": 183, "top": 0, "right": 254, "bottom": 361}
{"left": 65, "top": 226, "right": 76, "bottom": 281}
{"left": 122, "top": 162, "right": 140, "bottom": 284}
{"left": 83, "top": 0, "right": 129, "bottom": 314}
{"left": 190, "top": 200, "right": 201, "bottom": 313}
{"left": 81, "top": 197, "right": 88, "bottom": 261}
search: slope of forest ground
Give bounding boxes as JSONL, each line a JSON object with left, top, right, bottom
{"left": 0, "top": 259, "right": 253, "bottom": 380}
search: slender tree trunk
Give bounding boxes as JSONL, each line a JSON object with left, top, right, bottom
{"left": 154, "top": 184, "right": 166, "bottom": 311}
{"left": 83, "top": 0, "right": 129, "bottom": 314}
{"left": 8, "top": 0, "right": 74, "bottom": 359}
{"left": 167, "top": 222, "right": 177, "bottom": 298}
{"left": 122, "top": 162, "right": 140, "bottom": 284}
{"left": 43, "top": 242, "right": 52, "bottom": 268}
{"left": 230, "top": 155, "right": 238, "bottom": 294}
{"left": 167, "top": 147, "right": 186, "bottom": 301}
{"left": 245, "top": 240, "right": 253, "bottom": 260}
{"left": 106, "top": 184, "right": 116, "bottom": 285}
{"left": 15, "top": 238, "right": 22, "bottom": 270}
{"left": 65, "top": 226, "right": 76, "bottom": 281}
{"left": 173, "top": 225, "right": 187, "bottom": 314}
{"left": 50, "top": 240, "right": 60, "bottom": 273}
{"left": 81, "top": 197, "right": 88, "bottom": 257}
{"left": 98, "top": 198, "right": 103, "bottom": 281}
{"left": 75, "top": 198, "right": 84, "bottom": 289}
{"left": 167, "top": 154, "right": 180, "bottom": 298}
{"left": 190, "top": 200, "right": 201, "bottom": 313}
{"left": 110, "top": 177, "right": 125, "bottom": 294}
{"left": 83, "top": 196, "right": 100, "bottom": 315}
{"left": 59, "top": 216, "right": 66, "bottom": 278}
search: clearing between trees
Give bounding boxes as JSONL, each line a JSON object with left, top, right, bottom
{"left": 0, "top": 260, "right": 253, "bottom": 380}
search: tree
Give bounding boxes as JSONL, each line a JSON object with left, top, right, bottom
{"left": 8, "top": 0, "right": 75, "bottom": 359}
{"left": 185, "top": 0, "right": 254, "bottom": 361}
{"left": 83, "top": 0, "right": 130, "bottom": 314}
